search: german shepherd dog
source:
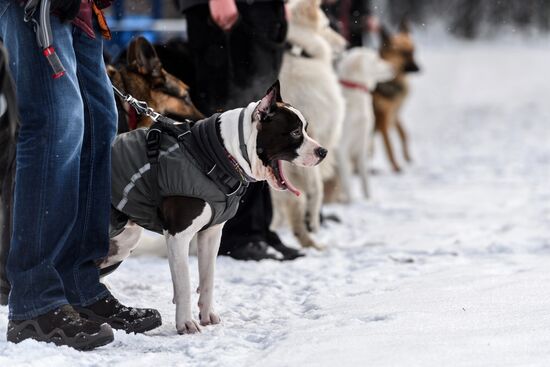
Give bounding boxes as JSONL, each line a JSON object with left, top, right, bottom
{"left": 0, "top": 42, "right": 18, "bottom": 305}
{"left": 374, "top": 20, "right": 420, "bottom": 173}
{"left": 107, "top": 37, "right": 204, "bottom": 132}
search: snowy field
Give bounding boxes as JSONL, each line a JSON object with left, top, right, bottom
{"left": 2, "top": 35, "right": 550, "bottom": 366}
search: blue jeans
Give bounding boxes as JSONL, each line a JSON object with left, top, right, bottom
{"left": 0, "top": 1, "right": 117, "bottom": 320}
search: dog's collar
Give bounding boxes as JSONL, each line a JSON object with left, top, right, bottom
{"left": 190, "top": 113, "right": 256, "bottom": 197}
{"left": 220, "top": 109, "right": 257, "bottom": 183}
{"left": 285, "top": 42, "right": 313, "bottom": 59}
{"left": 340, "top": 80, "right": 370, "bottom": 94}
{"left": 237, "top": 108, "right": 253, "bottom": 169}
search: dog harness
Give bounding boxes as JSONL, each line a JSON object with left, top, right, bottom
{"left": 110, "top": 109, "right": 255, "bottom": 237}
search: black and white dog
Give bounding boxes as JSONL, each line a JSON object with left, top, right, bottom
{"left": 103, "top": 81, "right": 327, "bottom": 334}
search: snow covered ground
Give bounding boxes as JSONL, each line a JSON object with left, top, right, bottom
{"left": 2, "top": 35, "right": 550, "bottom": 366}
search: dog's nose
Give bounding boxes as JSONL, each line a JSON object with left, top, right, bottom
{"left": 315, "top": 147, "right": 328, "bottom": 160}
{"left": 405, "top": 62, "right": 420, "bottom": 73}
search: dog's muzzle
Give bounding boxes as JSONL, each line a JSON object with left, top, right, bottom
{"left": 315, "top": 147, "right": 328, "bottom": 163}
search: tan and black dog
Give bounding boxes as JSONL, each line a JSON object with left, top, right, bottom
{"left": 107, "top": 36, "right": 204, "bottom": 132}
{"left": 373, "top": 20, "right": 420, "bottom": 173}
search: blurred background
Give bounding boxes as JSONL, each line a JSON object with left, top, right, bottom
{"left": 104, "top": 0, "right": 550, "bottom": 57}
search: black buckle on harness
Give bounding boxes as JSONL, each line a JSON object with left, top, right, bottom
{"left": 146, "top": 128, "right": 162, "bottom": 162}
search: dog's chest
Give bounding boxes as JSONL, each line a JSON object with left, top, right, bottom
{"left": 375, "top": 79, "right": 408, "bottom": 100}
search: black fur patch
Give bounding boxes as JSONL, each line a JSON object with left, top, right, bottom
{"left": 256, "top": 104, "right": 305, "bottom": 167}
{"left": 160, "top": 196, "right": 206, "bottom": 236}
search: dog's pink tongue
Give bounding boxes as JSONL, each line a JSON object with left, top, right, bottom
{"left": 277, "top": 160, "right": 301, "bottom": 197}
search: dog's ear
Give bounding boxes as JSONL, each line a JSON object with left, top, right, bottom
{"left": 272, "top": 80, "right": 283, "bottom": 102}
{"left": 254, "top": 81, "right": 280, "bottom": 122}
{"left": 399, "top": 17, "right": 411, "bottom": 34}
{"left": 379, "top": 26, "right": 392, "bottom": 50}
{"left": 127, "top": 36, "right": 164, "bottom": 80}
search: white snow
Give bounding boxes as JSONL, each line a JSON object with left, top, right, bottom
{"left": 2, "top": 35, "right": 550, "bottom": 366}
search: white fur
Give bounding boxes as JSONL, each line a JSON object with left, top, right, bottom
{"left": 271, "top": 0, "right": 346, "bottom": 249}
{"left": 334, "top": 48, "right": 395, "bottom": 202}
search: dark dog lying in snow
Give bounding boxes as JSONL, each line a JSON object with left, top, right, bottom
{"left": 101, "top": 81, "right": 327, "bottom": 334}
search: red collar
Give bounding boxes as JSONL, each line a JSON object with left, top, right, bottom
{"left": 128, "top": 105, "right": 138, "bottom": 130}
{"left": 339, "top": 80, "right": 370, "bottom": 94}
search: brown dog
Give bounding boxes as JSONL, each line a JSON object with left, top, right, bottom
{"left": 373, "top": 20, "right": 420, "bottom": 172}
{"left": 107, "top": 36, "right": 204, "bottom": 131}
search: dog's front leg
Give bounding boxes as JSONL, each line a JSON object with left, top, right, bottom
{"left": 335, "top": 147, "right": 353, "bottom": 203}
{"left": 165, "top": 231, "right": 200, "bottom": 334}
{"left": 196, "top": 223, "right": 224, "bottom": 326}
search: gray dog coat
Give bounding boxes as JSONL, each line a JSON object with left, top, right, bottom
{"left": 110, "top": 111, "right": 254, "bottom": 237}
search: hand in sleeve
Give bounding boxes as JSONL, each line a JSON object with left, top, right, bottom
{"left": 209, "top": 0, "right": 239, "bottom": 32}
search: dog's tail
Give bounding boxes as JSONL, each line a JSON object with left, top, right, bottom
{"left": 0, "top": 41, "right": 18, "bottom": 303}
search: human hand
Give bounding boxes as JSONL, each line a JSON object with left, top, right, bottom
{"left": 209, "top": 0, "right": 239, "bottom": 32}
{"left": 366, "top": 15, "right": 380, "bottom": 32}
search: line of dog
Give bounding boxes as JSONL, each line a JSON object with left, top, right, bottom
{"left": 0, "top": 0, "right": 420, "bottom": 335}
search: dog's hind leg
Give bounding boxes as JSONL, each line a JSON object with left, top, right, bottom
{"left": 377, "top": 111, "right": 401, "bottom": 172}
{"left": 196, "top": 223, "right": 223, "bottom": 326}
{"left": 99, "top": 222, "right": 143, "bottom": 270}
{"left": 396, "top": 118, "right": 412, "bottom": 163}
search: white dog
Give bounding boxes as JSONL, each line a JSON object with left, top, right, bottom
{"left": 271, "top": 0, "right": 346, "bottom": 249}
{"left": 334, "top": 47, "right": 394, "bottom": 202}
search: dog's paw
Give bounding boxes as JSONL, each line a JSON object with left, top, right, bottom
{"left": 301, "top": 238, "right": 325, "bottom": 251}
{"left": 199, "top": 311, "right": 221, "bottom": 326}
{"left": 305, "top": 212, "right": 320, "bottom": 233}
{"left": 177, "top": 319, "right": 201, "bottom": 334}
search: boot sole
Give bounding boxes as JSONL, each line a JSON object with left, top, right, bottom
{"left": 76, "top": 307, "right": 162, "bottom": 334}
{"left": 7, "top": 321, "right": 114, "bottom": 351}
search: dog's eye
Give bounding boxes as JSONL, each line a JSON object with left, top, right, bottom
{"left": 290, "top": 129, "right": 302, "bottom": 139}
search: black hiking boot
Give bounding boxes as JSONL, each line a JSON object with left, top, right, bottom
{"left": 220, "top": 241, "right": 279, "bottom": 261}
{"left": 75, "top": 295, "right": 161, "bottom": 334}
{"left": 265, "top": 230, "right": 304, "bottom": 261}
{"left": 6, "top": 304, "right": 114, "bottom": 351}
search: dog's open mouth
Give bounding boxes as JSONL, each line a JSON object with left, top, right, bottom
{"left": 270, "top": 160, "right": 301, "bottom": 197}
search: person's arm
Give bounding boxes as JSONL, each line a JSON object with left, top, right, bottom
{"left": 209, "top": 0, "right": 239, "bottom": 31}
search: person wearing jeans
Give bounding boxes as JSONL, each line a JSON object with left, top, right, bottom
{"left": 0, "top": 0, "right": 161, "bottom": 350}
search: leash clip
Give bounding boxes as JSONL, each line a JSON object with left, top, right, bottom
{"left": 115, "top": 87, "right": 161, "bottom": 122}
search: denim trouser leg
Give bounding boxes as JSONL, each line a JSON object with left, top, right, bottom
{"left": 58, "top": 19, "right": 118, "bottom": 307}
{"left": 0, "top": 2, "right": 116, "bottom": 319}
